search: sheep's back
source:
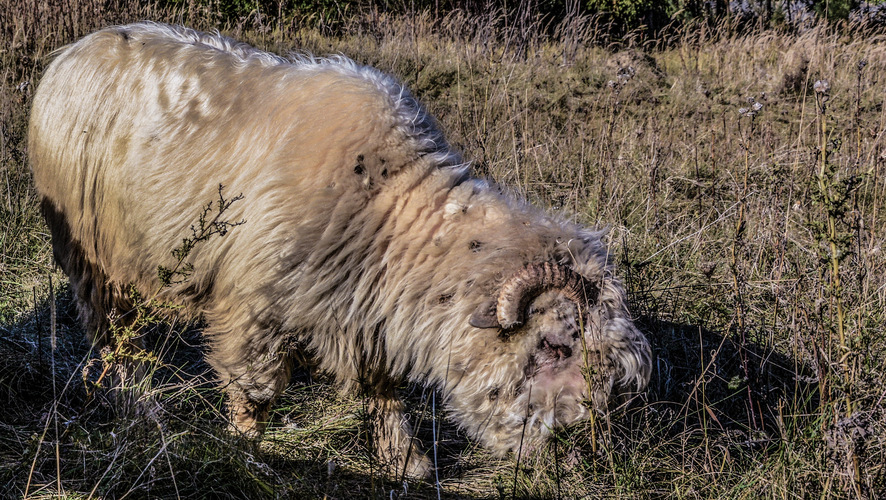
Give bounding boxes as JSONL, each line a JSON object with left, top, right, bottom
{"left": 28, "top": 23, "right": 451, "bottom": 312}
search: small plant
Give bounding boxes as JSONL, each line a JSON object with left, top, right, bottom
{"left": 87, "top": 184, "right": 245, "bottom": 392}
{"left": 158, "top": 184, "right": 246, "bottom": 286}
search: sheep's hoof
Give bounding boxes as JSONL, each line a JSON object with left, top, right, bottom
{"left": 404, "top": 453, "right": 433, "bottom": 480}
{"left": 226, "top": 399, "right": 269, "bottom": 440}
{"left": 379, "top": 445, "right": 432, "bottom": 480}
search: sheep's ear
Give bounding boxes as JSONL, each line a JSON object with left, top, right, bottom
{"left": 469, "top": 300, "right": 500, "bottom": 329}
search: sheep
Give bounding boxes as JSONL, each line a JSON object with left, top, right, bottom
{"left": 29, "top": 22, "right": 652, "bottom": 478}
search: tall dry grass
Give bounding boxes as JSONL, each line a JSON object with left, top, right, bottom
{"left": 1, "top": 3, "right": 885, "bottom": 498}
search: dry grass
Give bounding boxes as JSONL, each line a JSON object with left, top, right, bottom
{"left": 1, "top": 2, "right": 885, "bottom": 498}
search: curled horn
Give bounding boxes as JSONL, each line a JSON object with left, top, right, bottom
{"left": 470, "top": 262, "right": 600, "bottom": 331}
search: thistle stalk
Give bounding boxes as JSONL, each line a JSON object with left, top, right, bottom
{"left": 813, "top": 80, "right": 851, "bottom": 418}
{"left": 814, "top": 79, "right": 862, "bottom": 497}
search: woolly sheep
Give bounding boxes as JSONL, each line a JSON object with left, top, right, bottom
{"left": 29, "top": 22, "right": 652, "bottom": 477}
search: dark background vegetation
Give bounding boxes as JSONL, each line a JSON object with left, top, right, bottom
{"left": 2, "top": 0, "right": 886, "bottom": 498}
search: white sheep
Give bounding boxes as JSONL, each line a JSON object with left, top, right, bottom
{"left": 29, "top": 22, "right": 651, "bottom": 477}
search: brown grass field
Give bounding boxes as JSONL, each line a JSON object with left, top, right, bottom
{"left": 1, "top": 1, "right": 885, "bottom": 498}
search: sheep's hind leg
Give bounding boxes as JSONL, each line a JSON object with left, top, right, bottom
{"left": 73, "top": 270, "right": 148, "bottom": 410}
{"left": 67, "top": 262, "right": 146, "bottom": 403}
{"left": 368, "top": 390, "right": 432, "bottom": 479}
{"left": 41, "top": 199, "right": 146, "bottom": 405}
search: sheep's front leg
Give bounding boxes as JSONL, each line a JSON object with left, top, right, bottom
{"left": 368, "top": 391, "right": 432, "bottom": 479}
{"left": 207, "top": 324, "right": 292, "bottom": 439}
{"left": 222, "top": 366, "right": 291, "bottom": 439}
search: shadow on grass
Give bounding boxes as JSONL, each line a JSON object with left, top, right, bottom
{"left": 587, "top": 312, "right": 822, "bottom": 490}
{"left": 639, "top": 314, "right": 818, "bottom": 439}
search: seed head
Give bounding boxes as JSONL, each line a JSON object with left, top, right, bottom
{"left": 616, "top": 65, "right": 636, "bottom": 83}
{"left": 738, "top": 99, "right": 763, "bottom": 118}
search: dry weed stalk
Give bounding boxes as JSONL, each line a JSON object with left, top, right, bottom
{"left": 813, "top": 78, "right": 865, "bottom": 498}
{"left": 734, "top": 96, "right": 764, "bottom": 430}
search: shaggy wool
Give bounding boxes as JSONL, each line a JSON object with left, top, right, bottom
{"left": 29, "top": 22, "right": 651, "bottom": 477}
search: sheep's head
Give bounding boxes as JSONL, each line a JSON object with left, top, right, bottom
{"left": 448, "top": 262, "right": 651, "bottom": 456}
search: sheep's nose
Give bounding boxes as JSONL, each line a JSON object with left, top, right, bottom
{"left": 542, "top": 338, "right": 573, "bottom": 359}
